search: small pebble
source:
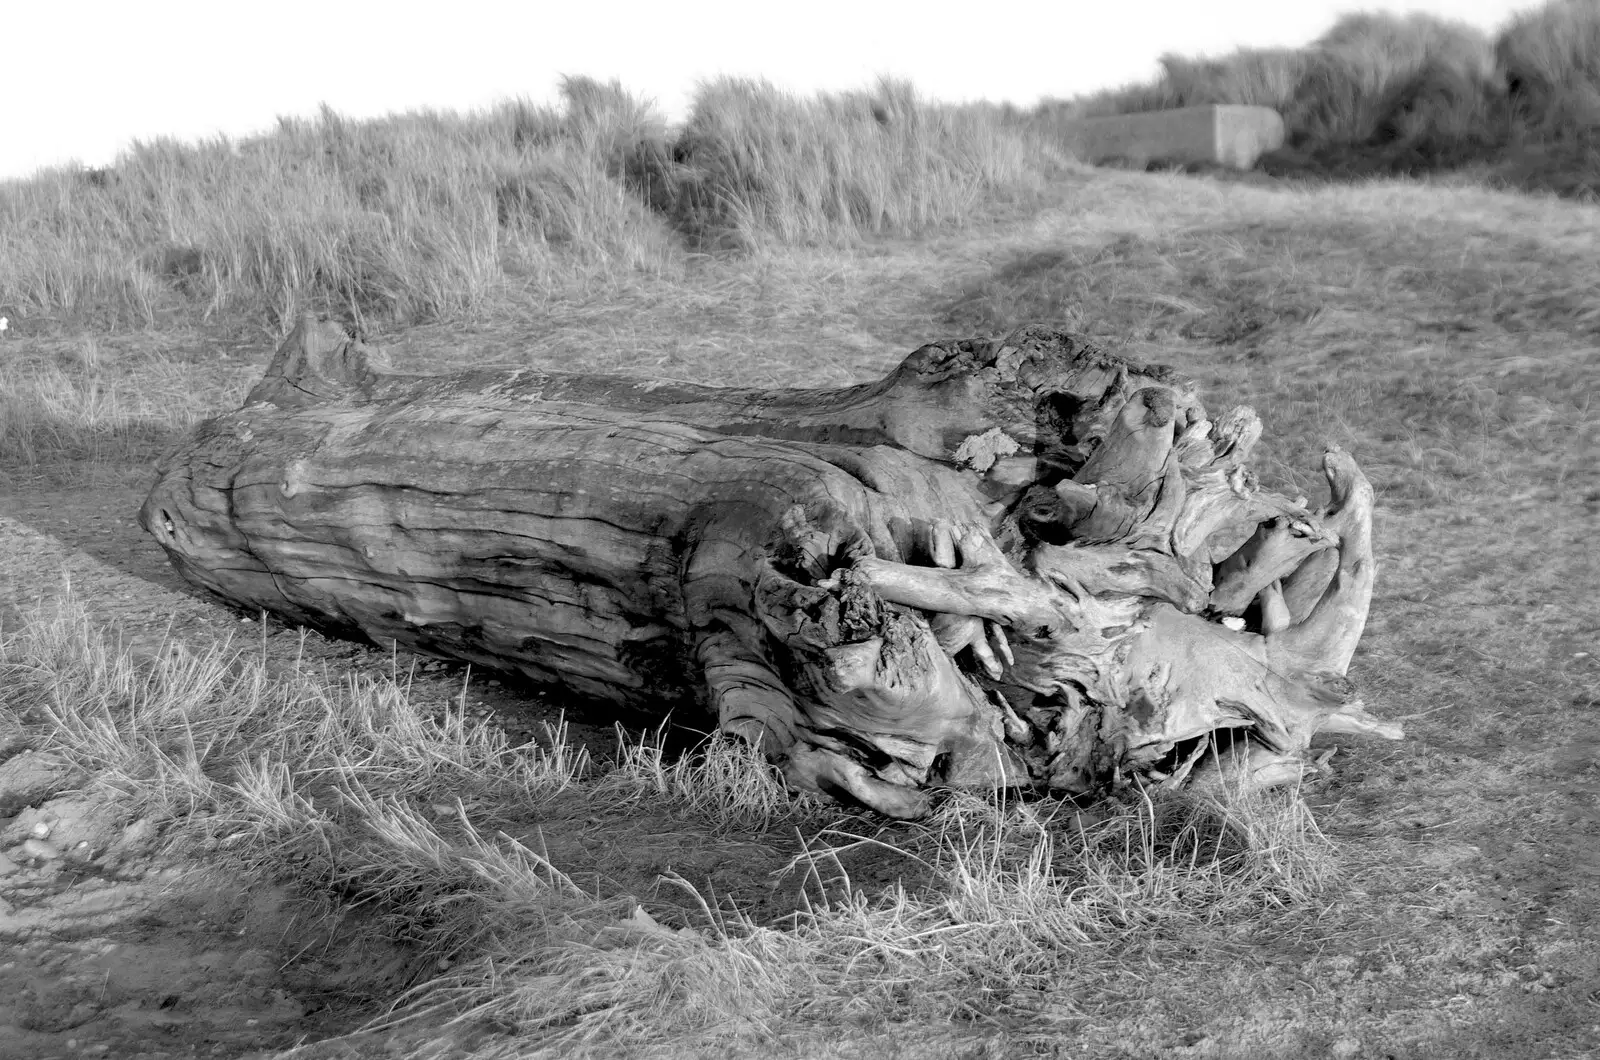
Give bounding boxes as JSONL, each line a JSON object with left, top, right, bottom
{"left": 19, "top": 837, "right": 60, "bottom": 861}
{"left": 120, "top": 818, "right": 157, "bottom": 846}
{"left": 29, "top": 821, "right": 51, "bottom": 840}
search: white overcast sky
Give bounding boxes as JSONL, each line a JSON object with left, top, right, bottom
{"left": 1, "top": 0, "right": 1541, "bottom": 180}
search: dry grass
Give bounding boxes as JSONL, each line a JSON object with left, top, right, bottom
{"left": 0, "top": 330, "right": 257, "bottom": 486}
{"left": 1498, "top": 0, "right": 1600, "bottom": 136}
{"left": 0, "top": 78, "right": 1059, "bottom": 338}
{"left": 672, "top": 77, "right": 1062, "bottom": 248}
{"left": 593, "top": 722, "right": 812, "bottom": 829}
{"left": 1, "top": 595, "right": 1335, "bottom": 1058}
{"left": 0, "top": 86, "right": 680, "bottom": 333}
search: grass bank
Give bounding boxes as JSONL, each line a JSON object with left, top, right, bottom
{"left": 0, "top": 77, "right": 1063, "bottom": 336}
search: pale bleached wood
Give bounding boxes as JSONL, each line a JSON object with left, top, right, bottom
{"left": 143, "top": 316, "right": 1400, "bottom": 816}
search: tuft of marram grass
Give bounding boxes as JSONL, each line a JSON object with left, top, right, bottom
{"left": 1496, "top": 0, "right": 1600, "bottom": 136}
{"left": 670, "top": 76, "right": 1063, "bottom": 248}
{"left": 593, "top": 722, "right": 817, "bottom": 828}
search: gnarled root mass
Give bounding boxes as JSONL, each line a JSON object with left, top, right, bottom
{"left": 143, "top": 317, "right": 1400, "bottom": 817}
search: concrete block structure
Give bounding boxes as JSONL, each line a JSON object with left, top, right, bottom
{"left": 1054, "top": 105, "right": 1286, "bottom": 171}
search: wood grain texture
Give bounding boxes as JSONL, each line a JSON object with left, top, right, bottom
{"left": 143, "top": 317, "right": 1401, "bottom": 816}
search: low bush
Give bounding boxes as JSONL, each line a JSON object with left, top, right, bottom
{"left": 1496, "top": 0, "right": 1600, "bottom": 137}
{"left": 1037, "top": 0, "right": 1597, "bottom": 198}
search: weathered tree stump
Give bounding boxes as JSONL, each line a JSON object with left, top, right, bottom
{"left": 141, "top": 317, "right": 1401, "bottom": 816}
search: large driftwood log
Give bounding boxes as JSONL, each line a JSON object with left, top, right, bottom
{"left": 141, "top": 317, "right": 1401, "bottom": 816}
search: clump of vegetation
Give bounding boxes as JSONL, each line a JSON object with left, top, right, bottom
{"left": 1068, "top": 47, "right": 1307, "bottom": 118}
{"left": 1492, "top": 0, "right": 1600, "bottom": 199}
{"left": 1039, "top": 0, "right": 1600, "bottom": 196}
{"left": 1, "top": 594, "right": 1333, "bottom": 1057}
{"left": 671, "top": 76, "right": 1056, "bottom": 248}
{"left": 0, "top": 81, "right": 682, "bottom": 332}
{"left": 0, "top": 78, "right": 1060, "bottom": 335}
{"left": 1498, "top": 0, "right": 1600, "bottom": 136}
{"left": 1282, "top": 13, "right": 1497, "bottom": 154}
{"left": 0, "top": 341, "right": 223, "bottom": 480}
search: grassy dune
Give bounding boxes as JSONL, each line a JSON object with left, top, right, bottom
{"left": 0, "top": 77, "right": 1062, "bottom": 336}
{"left": 1, "top": 52, "right": 1598, "bottom": 1060}
{"left": 1046, "top": 0, "right": 1600, "bottom": 196}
